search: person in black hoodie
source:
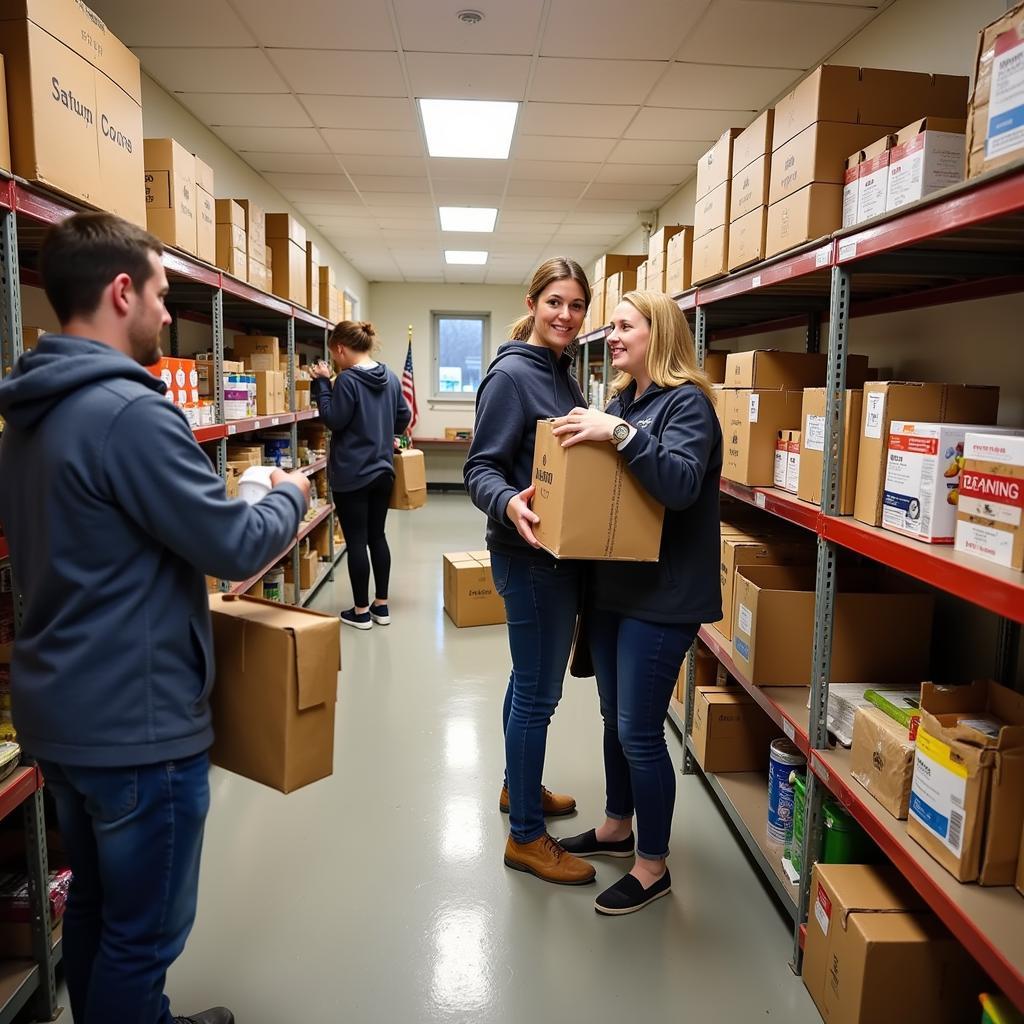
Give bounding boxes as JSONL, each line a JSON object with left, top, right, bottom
{"left": 552, "top": 290, "right": 722, "bottom": 916}
{"left": 464, "top": 257, "right": 596, "bottom": 887}
{"left": 310, "top": 320, "right": 411, "bottom": 629}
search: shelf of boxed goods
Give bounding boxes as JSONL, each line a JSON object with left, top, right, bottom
{"left": 717, "top": 479, "right": 821, "bottom": 533}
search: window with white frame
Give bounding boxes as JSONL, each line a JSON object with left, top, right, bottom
{"left": 431, "top": 312, "right": 489, "bottom": 399}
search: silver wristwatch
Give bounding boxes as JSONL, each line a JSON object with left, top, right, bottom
{"left": 611, "top": 422, "right": 631, "bottom": 445}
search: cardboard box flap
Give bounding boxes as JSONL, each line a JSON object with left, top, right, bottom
{"left": 895, "top": 117, "right": 967, "bottom": 145}
{"left": 816, "top": 863, "right": 925, "bottom": 928}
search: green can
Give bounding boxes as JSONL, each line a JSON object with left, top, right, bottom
{"left": 786, "top": 770, "right": 806, "bottom": 874}
{"left": 822, "top": 798, "right": 874, "bottom": 864}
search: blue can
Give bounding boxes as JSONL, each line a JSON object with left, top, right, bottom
{"left": 767, "top": 738, "right": 805, "bottom": 845}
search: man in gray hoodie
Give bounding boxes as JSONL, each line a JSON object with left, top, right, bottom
{"left": 0, "top": 213, "right": 310, "bottom": 1024}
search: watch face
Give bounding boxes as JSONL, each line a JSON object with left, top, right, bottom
{"left": 613, "top": 424, "right": 630, "bottom": 442}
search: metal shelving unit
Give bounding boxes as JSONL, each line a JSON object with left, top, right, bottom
{"left": 670, "top": 159, "right": 1024, "bottom": 1008}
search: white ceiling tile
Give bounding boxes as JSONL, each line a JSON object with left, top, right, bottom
{"left": 322, "top": 129, "right": 424, "bottom": 157}
{"left": 507, "top": 180, "right": 589, "bottom": 198}
{"left": 213, "top": 126, "right": 329, "bottom": 153}
{"left": 427, "top": 158, "right": 509, "bottom": 181}
{"left": 585, "top": 181, "right": 678, "bottom": 200}
{"left": 676, "top": 1, "right": 875, "bottom": 68}
{"left": 609, "top": 139, "right": 710, "bottom": 164}
{"left": 240, "top": 0, "right": 396, "bottom": 48}
{"left": 312, "top": 217, "right": 380, "bottom": 232}
{"left": 244, "top": 153, "right": 345, "bottom": 174}
{"left": 626, "top": 107, "right": 749, "bottom": 141}
{"left": 530, "top": 59, "right": 665, "bottom": 105}
{"left": 269, "top": 50, "right": 406, "bottom": 96}
{"left": 376, "top": 219, "right": 439, "bottom": 231}
{"left": 503, "top": 196, "right": 574, "bottom": 211}
{"left": 133, "top": 48, "right": 289, "bottom": 93}
{"left": 511, "top": 160, "right": 600, "bottom": 182}
{"left": 499, "top": 210, "right": 566, "bottom": 225}
{"left": 265, "top": 172, "right": 353, "bottom": 191}
{"left": 518, "top": 102, "right": 638, "bottom": 138}
{"left": 541, "top": 0, "right": 708, "bottom": 60}
{"left": 405, "top": 53, "right": 531, "bottom": 101}
{"left": 178, "top": 93, "right": 313, "bottom": 128}
{"left": 288, "top": 191, "right": 368, "bottom": 206}
{"left": 596, "top": 163, "right": 690, "bottom": 185}
{"left": 513, "top": 136, "right": 615, "bottom": 162}
{"left": 550, "top": 222, "right": 629, "bottom": 238}
{"left": 432, "top": 180, "right": 506, "bottom": 198}
{"left": 349, "top": 176, "right": 430, "bottom": 194}
{"left": 295, "top": 202, "right": 367, "bottom": 218}
{"left": 394, "top": 0, "right": 544, "bottom": 55}
{"left": 336, "top": 155, "right": 427, "bottom": 176}
{"left": 301, "top": 96, "right": 417, "bottom": 131}
{"left": 91, "top": 0, "right": 252, "bottom": 46}
{"left": 648, "top": 62, "right": 800, "bottom": 109}
{"left": 361, "top": 192, "right": 434, "bottom": 208}
{"left": 575, "top": 197, "right": 656, "bottom": 213}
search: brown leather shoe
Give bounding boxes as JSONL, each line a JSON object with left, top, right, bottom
{"left": 499, "top": 785, "right": 577, "bottom": 817}
{"left": 504, "top": 834, "right": 596, "bottom": 885}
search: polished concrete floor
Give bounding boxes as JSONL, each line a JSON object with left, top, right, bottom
{"left": 58, "top": 494, "right": 821, "bottom": 1023}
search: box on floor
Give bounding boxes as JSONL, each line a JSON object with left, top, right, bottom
{"left": 443, "top": 552, "right": 505, "bottom": 627}
{"left": 850, "top": 704, "right": 916, "bottom": 819}
{"left": 690, "top": 685, "right": 780, "bottom": 773}
{"left": 390, "top": 449, "right": 427, "bottom": 510}
{"left": 955, "top": 432, "right": 1024, "bottom": 572}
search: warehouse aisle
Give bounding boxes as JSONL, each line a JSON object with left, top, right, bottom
{"left": 61, "top": 495, "right": 820, "bottom": 1023}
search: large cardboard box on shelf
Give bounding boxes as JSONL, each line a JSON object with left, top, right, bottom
{"left": 389, "top": 449, "right": 427, "bottom": 510}
{"left": 635, "top": 260, "right": 648, "bottom": 291}
{"left": 722, "top": 388, "right": 805, "bottom": 486}
{"left": 604, "top": 269, "right": 637, "bottom": 316}
{"left": 727, "top": 206, "right": 768, "bottom": 271}
{"left": 443, "top": 552, "right": 505, "bottom": 628}
{"left": 675, "top": 638, "right": 719, "bottom": 703}
{"left": 725, "top": 350, "right": 869, "bottom": 390}
{"left": 231, "top": 199, "right": 266, "bottom": 264}
{"left": 233, "top": 335, "right": 280, "bottom": 361}
{"left": 704, "top": 351, "right": 727, "bottom": 385}
{"left": 531, "top": 419, "right": 663, "bottom": 561}
{"left": 771, "top": 65, "right": 969, "bottom": 152}
{"left": 967, "top": 4, "right": 1024, "bottom": 179}
{"left": 885, "top": 118, "right": 966, "bottom": 213}
{"left": 854, "top": 382, "right": 1000, "bottom": 527}
{"left": 908, "top": 679, "right": 1024, "bottom": 885}
{"left": 765, "top": 183, "right": 844, "bottom": 259}
{"left": 254, "top": 371, "right": 285, "bottom": 416}
{"left": 850, "top": 704, "right": 916, "bottom": 820}
{"left": 215, "top": 228, "right": 247, "bottom": 280}
{"left": 1018, "top": 824, "right": 1024, "bottom": 897}
{"left": 732, "top": 109, "right": 774, "bottom": 179}
{"left": 0, "top": 0, "right": 146, "bottom": 225}
{"left": 694, "top": 180, "right": 730, "bottom": 238}
{"left": 665, "top": 228, "right": 694, "bottom": 294}
{"left": 589, "top": 276, "right": 606, "bottom": 327}
{"left": 955, "top": 432, "right": 1024, "bottom": 572}
{"left": 690, "top": 686, "right": 780, "bottom": 773}
{"left": 0, "top": 55, "right": 10, "bottom": 172}
{"left": 696, "top": 127, "right": 742, "bottom": 200}
{"left": 193, "top": 156, "right": 215, "bottom": 264}
{"left": 306, "top": 242, "right": 320, "bottom": 313}
{"left": 803, "top": 863, "right": 984, "bottom": 1024}
{"left": 691, "top": 225, "right": 729, "bottom": 285}
{"left": 647, "top": 224, "right": 688, "bottom": 264}
{"left": 144, "top": 139, "right": 197, "bottom": 255}
{"left": 593, "top": 253, "right": 644, "bottom": 282}
{"left": 730, "top": 564, "right": 933, "bottom": 686}
{"left": 729, "top": 155, "right": 769, "bottom": 223}
{"left": 208, "top": 594, "right": 341, "bottom": 794}
{"left": 268, "top": 238, "right": 307, "bottom": 306}
{"left": 216, "top": 198, "right": 246, "bottom": 232}
{"left": 318, "top": 265, "right": 337, "bottom": 320}
{"left": 284, "top": 548, "right": 320, "bottom": 592}
{"left": 853, "top": 134, "right": 895, "bottom": 224}
{"left": 842, "top": 150, "right": 864, "bottom": 228}
{"left": 797, "top": 388, "right": 863, "bottom": 514}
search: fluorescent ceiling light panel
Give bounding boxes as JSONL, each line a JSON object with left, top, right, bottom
{"left": 445, "top": 250, "right": 488, "bottom": 265}
{"left": 439, "top": 206, "right": 498, "bottom": 232}
{"left": 420, "top": 99, "right": 518, "bottom": 159}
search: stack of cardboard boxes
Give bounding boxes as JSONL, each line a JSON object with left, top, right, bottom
{"left": 231, "top": 335, "right": 288, "bottom": 416}
{"left": 585, "top": 254, "right": 644, "bottom": 333}
{"left": 646, "top": 225, "right": 692, "bottom": 295}
{"left": 319, "top": 266, "right": 341, "bottom": 322}
{"left": 193, "top": 157, "right": 216, "bottom": 264}
{"left": 693, "top": 128, "right": 741, "bottom": 284}
{"left": 215, "top": 199, "right": 247, "bottom": 280}
{"left": 306, "top": 242, "right": 320, "bottom": 314}
{"left": 239, "top": 201, "right": 269, "bottom": 292}
{"left": 267, "top": 213, "right": 307, "bottom": 306}
{"left": 729, "top": 111, "right": 774, "bottom": 271}
{"left": 144, "top": 139, "right": 197, "bottom": 256}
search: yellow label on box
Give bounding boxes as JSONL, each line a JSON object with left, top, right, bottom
{"left": 916, "top": 728, "right": 968, "bottom": 779}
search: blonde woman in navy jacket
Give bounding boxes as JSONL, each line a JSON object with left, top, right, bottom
{"left": 552, "top": 290, "right": 722, "bottom": 916}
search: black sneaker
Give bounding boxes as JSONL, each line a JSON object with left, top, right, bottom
{"left": 595, "top": 869, "right": 671, "bottom": 916}
{"left": 172, "top": 1009, "right": 235, "bottom": 1024}
{"left": 370, "top": 603, "right": 391, "bottom": 625}
{"left": 558, "top": 828, "right": 635, "bottom": 858}
{"left": 340, "top": 608, "right": 372, "bottom": 630}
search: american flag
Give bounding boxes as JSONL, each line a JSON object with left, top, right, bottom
{"left": 401, "top": 339, "right": 418, "bottom": 433}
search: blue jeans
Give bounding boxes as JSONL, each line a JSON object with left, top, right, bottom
{"left": 39, "top": 753, "right": 211, "bottom": 1024}
{"left": 589, "top": 611, "right": 698, "bottom": 860}
{"left": 491, "top": 551, "right": 580, "bottom": 844}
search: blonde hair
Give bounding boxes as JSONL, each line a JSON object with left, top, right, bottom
{"left": 509, "top": 257, "right": 591, "bottom": 342}
{"left": 330, "top": 320, "right": 376, "bottom": 353}
{"left": 608, "top": 290, "right": 714, "bottom": 404}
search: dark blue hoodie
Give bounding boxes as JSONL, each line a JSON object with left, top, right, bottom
{"left": 464, "top": 342, "right": 586, "bottom": 557}
{"left": 593, "top": 380, "right": 723, "bottom": 624}
{"left": 0, "top": 335, "right": 307, "bottom": 767}
{"left": 312, "top": 363, "right": 411, "bottom": 493}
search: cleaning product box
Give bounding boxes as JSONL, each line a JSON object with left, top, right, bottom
{"left": 765, "top": 183, "right": 844, "bottom": 258}
{"left": 955, "top": 432, "right": 1024, "bottom": 571}
{"left": 854, "top": 382, "right": 1000, "bottom": 527}
{"left": 722, "top": 388, "right": 805, "bottom": 486}
{"left": 389, "top": 449, "right": 427, "bottom": 510}
{"left": 144, "top": 139, "right": 197, "bottom": 255}
{"left": 731, "top": 564, "right": 933, "bottom": 686}
{"left": 854, "top": 134, "right": 895, "bottom": 223}
{"left": 208, "top": 594, "right": 340, "bottom": 794}
{"left": 691, "top": 225, "right": 729, "bottom": 285}
{"left": 665, "top": 228, "right": 694, "bottom": 295}
{"left": 882, "top": 422, "right": 1024, "bottom": 544}
{"left": 774, "top": 429, "right": 801, "bottom": 494}
{"left": 193, "top": 156, "right": 215, "bottom": 264}
{"left": 797, "top": 389, "right": 863, "bottom": 514}
{"left": 886, "top": 118, "right": 966, "bottom": 212}
{"left": 908, "top": 680, "right": 1024, "bottom": 885}
{"left": 531, "top": 419, "right": 663, "bottom": 561}
{"left": 690, "top": 686, "right": 780, "bottom": 773}
{"left": 842, "top": 150, "right": 864, "bottom": 228}
{"left": 850, "top": 704, "right": 916, "bottom": 819}
{"left": 696, "top": 128, "right": 742, "bottom": 200}
{"left": 443, "top": 552, "right": 505, "bottom": 627}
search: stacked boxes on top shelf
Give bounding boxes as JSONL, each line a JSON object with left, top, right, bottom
{"left": 194, "top": 156, "right": 216, "bottom": 264}
{"left": 586, "top": 253, "right": 644, "bottom": 333}
{"left": 729, "top": 111, "right": 774, "bottom": 271}
{"left": 693, "top": 128, "right": 741, "bottom": 284}
{"left": 144, "top": 139, "right": 197, "bottom": 256}
{"left": 306, "top": 242, "right": 320, "bottom": 314}
{"left": 236, "top": 199, "right": 268, "bottom": 290}
{"left": 0, "top": 54, "right": 10, "bottom": 174}
{"left": 647, "top": 225, "right": 691, "bottom": 295}
{"left": 266, "top": 213, "right": 307, "bottom": 306}
{"left": 319, "top": 266, "right": 341, "bottom": 322}
{"left": 215, "top": 199, "right": 247, "bottom": 281}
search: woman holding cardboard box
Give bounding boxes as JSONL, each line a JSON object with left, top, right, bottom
{"left": 464, "top": 257, "right": 596, "bottom": 887}
{"left": 310, "top": 320, "right": 411, "bottom": 629}
{"left": 552, "top": 290, "right": 722, "bottom": 915}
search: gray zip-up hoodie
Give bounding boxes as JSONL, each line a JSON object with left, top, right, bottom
{"left": 0, "top": 335, "right": 307, "bottom": 767}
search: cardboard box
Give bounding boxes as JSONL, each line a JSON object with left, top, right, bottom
{"left": 192, "top": 155, "right": 213, "bottom": 195}
{"left": 647, "top": 224, "right": 688, "bottom": 263}
{"left": 318, "top": 265, "right": 337, "bottom": 319}
{"left": 772, "top": 65, "right": 969, "bottom": 151}
{"left": 803, "top": 863, "right": 983, "bottom": 1024}
{"left": 233, "top": 335, "right": 280, "bottom": 361}
{"left": 725, "top": 350, "right": 852, "bottom": 390}
{"left": 217, "top": 240, "right": 247, "bottom": 280}
{"left": 731, "top": 564, "right": 933, "bottom": 686}
{"left": 144, "top": 139, "right": 197, "bottom": 255}
{"left": 850, "top": 704, "right": 915, "bottom": 820}
{"left": 797, "top": 389, "right": 863, "bottom": 514}
{"left": 691, "top": 225, "right": 729, "bottom": 285}
{"left": 722, "top": 388, "right": 805, "bottom": 486}
{"left": 886, "top": 117, "right": 966, "bottom": 212}
{"left": 694, "top": 180, "right": 730, "bottom": 238}
{"left": 389, "top": 449, "right": 427, "bottom": 510}
{"left": 0, "top": 55, "right": 10, "bottom": 173}
{"left": 604, "top": 269, "right": 638, "bottom": 316}
{"left": 208, "top": 594, "right": 340, "bottom": 794}
{"left": 196, "top": 187, "right": 215, "bottom": 264}
{"left": 216, "top": 198, "right": 246, "bottom": 231}
{"left": 254, "top": 370, "right": 285, "bottom": 415}
{"left": 883, "top": 422, "right": 1024, "bottom": 544}
{"left": 696, "top": 127, "right": 742, "bottom": 200}
{"left": 665, "top": 227, "right": 694, "bottom": 294}
{"left": 593, "top": 253, "right": 645, "bottom": 282}
{"left": 443, "top": 551, "right": 505, "bottom": 627}
{"left": 727, "top": 206, "right": 768, "bottom": 271}
{"left": 690, "top": 686, "right": 779, "bottom": 773}
{"left": 955, "top": 432, "right": 1024, "bottom": 572}
{"left": 266, "top": 213, "right": 305, "bottom": 248}
{"left": 774, "top": 429, "right": 801, "bottom": 494}
{"left": 967, "top": 4, "right": 1024, "bottom": 179}
{"left": 1018, "top": 822, "right": 1024, "bottom": 897}
{"left": 730, "top": 155, "right": 769, "bottom": 223}
{"left": 531, "top": 419, "right": 663, "bottom": 561}
{"left": 732, "top": 109, "right": 774, "bottom": 178}
{"left": 268, "top": 237, "right": 308, "bottom": 306}
{"left": 842, "top": 150, "right": 864, "bottom": 228}
{"left": 590, "top": 277, "right": 606, "bottom": 327}
{"left": 676, "top": 639, "right": 719, "bottom": 703}
{"left": 247, "top": 352, "right": 280, "bottom": 373}
{"left": 703, "top": 351, "right": 727, "bottom": 385}
{"left": 854, "top": 382, "right": 1000, "bottom": 527}
{"left": 909, "top": 680, "right": 1024, "bottom": 884}
{"left": 853, "top": 133, "right": 894, "bottom": 223}
{"left": 766, "top": 183, "right": 843, "bottom": 258}
{"left": 231, "top": 199, "right": 266, "bottom": 263}
{"left": 306, "top": 241, "right": 320, "bottom": 312}
{"left": 635, "top": 260, "right": 648, "bottom": 291}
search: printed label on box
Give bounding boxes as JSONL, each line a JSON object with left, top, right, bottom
{"left": 805, "top": 414, "right": 826, "bottom": 452}
{"left": 814, "top": 882, "right": 832, "bottom": 936}
{"left": 749, "top": 394, "right": 760, "bottom": 423}
{"left": 955, "top": 522, "right": 1014, "bottom": 567}
{"left": 987, "top": 34, "right": 1024, "bottom": 159}
{"left": 864, "top": 391, "right": 885, "bottom": 439}
{"left": 909, "top": 728, "right": 968, "bottom": 857}
{"left": 737, "top": 603, "right": 753, "bottom": 637}
{"left": 959, "top": 471, "right": 1023, "bottom": 525}
{"left": 734, "top": 637, "right": 751, "bottom": 661}
{"left": 774, "top": 449, "right": 788, "bottom": 489}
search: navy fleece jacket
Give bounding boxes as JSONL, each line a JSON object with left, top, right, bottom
{"left": 312, "top": 363, "right": 411, "bottom": 492}
{"left": 593, "top": 380, "right": 723, "bottom": 624}
{"left": 0, "top": 335, "right": 307, "bottom": 767}
{"left": 464, "top": 342, "right": 585, "bottom": 557}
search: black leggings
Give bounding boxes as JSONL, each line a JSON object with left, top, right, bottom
{"left": 333, "top": 473, "right": 393, "bottom": 608}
